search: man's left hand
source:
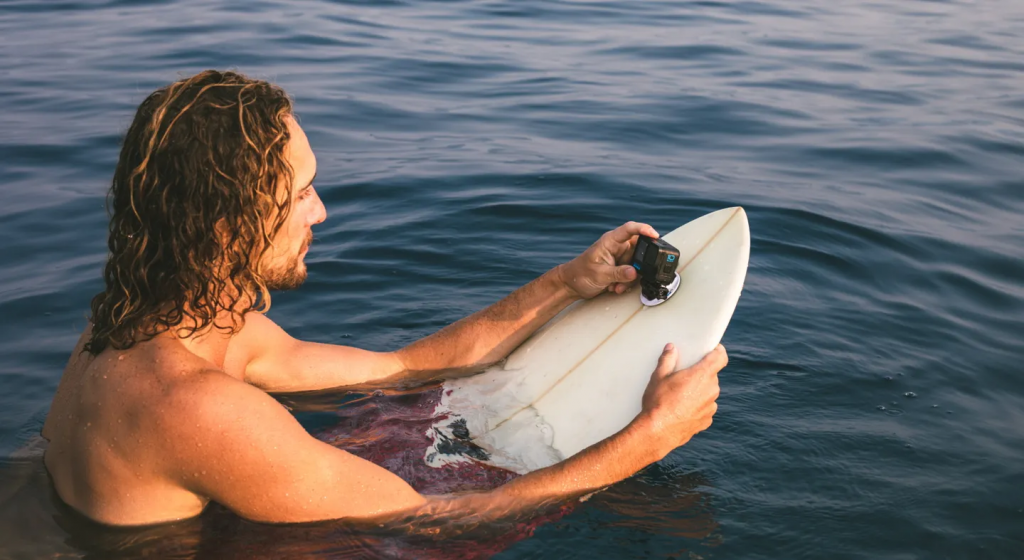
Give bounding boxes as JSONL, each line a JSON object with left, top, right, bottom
{"left": 556, "top": 221, "right": 661, "bottom": 300}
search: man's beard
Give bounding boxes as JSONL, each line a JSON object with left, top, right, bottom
{"left": 264, "top": 257, "right": 306, "bottom": 291}
{"left": 264, "top": 232, "right": 312, "bottom": 291}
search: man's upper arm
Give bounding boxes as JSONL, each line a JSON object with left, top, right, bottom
{"left": 161, "top": 374, "right": 424, "bottom": 523}
{"left": 230, "top": 313, "right": 406, "bottom": 392}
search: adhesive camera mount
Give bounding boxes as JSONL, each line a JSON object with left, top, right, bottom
{"left": 630, "top": 234, "right": 682, "bottom": 307}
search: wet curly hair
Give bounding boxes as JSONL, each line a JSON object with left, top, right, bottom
{"left": 85, "top": 70, "right": 295, "bottom": 355}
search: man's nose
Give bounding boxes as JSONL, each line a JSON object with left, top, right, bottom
{"left": 310, "top": 190, "right": 327, "bottom": 225}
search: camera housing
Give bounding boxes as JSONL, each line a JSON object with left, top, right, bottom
{"left": 631, "top": 235, "right": 681, "bottom": 303}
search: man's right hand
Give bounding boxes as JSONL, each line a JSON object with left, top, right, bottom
{"left": 637, "top": 343, "right": 726, "bottom": 455}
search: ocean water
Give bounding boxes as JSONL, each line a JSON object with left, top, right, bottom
{"left": 1, "top": 0, "right": 1023, "bottom": 558}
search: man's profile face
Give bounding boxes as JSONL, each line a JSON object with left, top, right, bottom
{"left": 261, "top": 116, "right": 326, "bottom": 290}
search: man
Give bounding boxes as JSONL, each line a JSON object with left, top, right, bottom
{"left": 42, "top": 70, "right": 725, "bottom": 527}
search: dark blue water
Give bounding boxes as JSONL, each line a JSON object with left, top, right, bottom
{"left": 2, "top": 0, "right": 1023, "bottom": 557}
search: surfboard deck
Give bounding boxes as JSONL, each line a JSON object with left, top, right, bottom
{"left": 425, "top": 207, "right": 750, "bottom": 474}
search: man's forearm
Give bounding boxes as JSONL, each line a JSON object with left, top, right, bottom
{"left": 489, "top": 414, "right": 666, "bottom": 500}
{"left": 254, "top": 265, "right": 578, "bottom": 392}
{"left": 409, "top": 413, "right": 672, "bottom": 525}
{"left": 394, "top": 266, "right": 578, "bottom": 377}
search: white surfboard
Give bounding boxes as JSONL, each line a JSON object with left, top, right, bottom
{"left": 425, "top": 207, "right": 750, "bottom": 474}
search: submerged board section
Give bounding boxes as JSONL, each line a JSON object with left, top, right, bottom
{"left": 425, "top": 207, "right": 751, "bottom": 474}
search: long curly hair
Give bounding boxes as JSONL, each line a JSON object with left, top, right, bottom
{"left": 85, "top": 70, "right": 295, "bottom": 355}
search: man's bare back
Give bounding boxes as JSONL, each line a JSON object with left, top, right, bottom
{"left": 43, "top": 70, "right": 726, "bottom": 527}
{"left": 44, "top": 326, "right": 217, "bottom": 524}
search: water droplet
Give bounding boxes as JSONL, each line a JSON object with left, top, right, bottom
{"left": 891, "top": 401, "right": 898, "bottom": 406}
{"left": 904, "top": 443, "right": 912, "bottom": 448}
{"left": 884, "top": 376, "right": 893, "bottom": 381}
{"left": 904, "top": 392, "right": 917, "bottom": 398}
{"left": 877, "top": 405, "right": 886, "bottom": 411}
{"left": 931, "top": 404, "right": 938, "bottom": 408}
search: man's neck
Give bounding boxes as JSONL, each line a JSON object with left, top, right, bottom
{"left": 168, "top": 310, "right": 240, "bottom": 370}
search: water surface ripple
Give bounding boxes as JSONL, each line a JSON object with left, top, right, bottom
{"left": 1, "top": 0, "right": 1022, "bottom": 558}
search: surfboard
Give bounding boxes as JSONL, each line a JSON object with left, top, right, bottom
{"left": 425, "top": 207, "right": 750, "bottom": 474}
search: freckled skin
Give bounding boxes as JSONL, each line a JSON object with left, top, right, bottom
{"left": 42, "top": 117, "right": 726, "bottom": 527}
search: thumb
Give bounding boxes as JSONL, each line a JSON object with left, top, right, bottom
{"left": 652, "top": 343, "right": 677, "bottom": 380}
{"left": 614, "top": 264, "right": 638, "bottom": 284}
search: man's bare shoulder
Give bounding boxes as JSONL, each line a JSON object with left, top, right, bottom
{"left": 232, "top": 311, "right": 294, "bottom": 344}
{"left": 147, "top": 353, "right": 283, "bottom": 435}
{"left": 56, "top": 326, "right": 285, "bottom": 438}
{"left": 222, "top": 311, "right": 297, "bottom": 380}
{"left": 45, "top": 330, "right": 220, "bottom": 440}
{"left": 138, "top": 350, "right": 308, "bottom": 484}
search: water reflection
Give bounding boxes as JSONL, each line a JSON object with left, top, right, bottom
{"left": 589, "top": 468, "right": 720, "bottom": 542}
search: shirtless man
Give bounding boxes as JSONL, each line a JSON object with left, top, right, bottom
{"left": 42, "top": 70, "right": 726, "bottom": 527}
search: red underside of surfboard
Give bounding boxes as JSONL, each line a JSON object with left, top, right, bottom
{"left": 312, "top": 387, "right": 571, "bottom": 559}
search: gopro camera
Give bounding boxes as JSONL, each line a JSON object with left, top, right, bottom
{"left": 631, "top": 235, "right": 681, "bottom": 302}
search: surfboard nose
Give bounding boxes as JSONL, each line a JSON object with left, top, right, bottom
{"left": 728, "top": 206, "right": 751, "bottom": 251}
{"left": 722, "top": 206, "right": 750, "bottom": 244}
{"left": 726, "top": 206, "right": 747, "bottom": 222}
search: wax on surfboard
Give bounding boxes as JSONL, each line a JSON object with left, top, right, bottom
{"left": 425, "top": 207, "right": 750, "bottom": 474}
